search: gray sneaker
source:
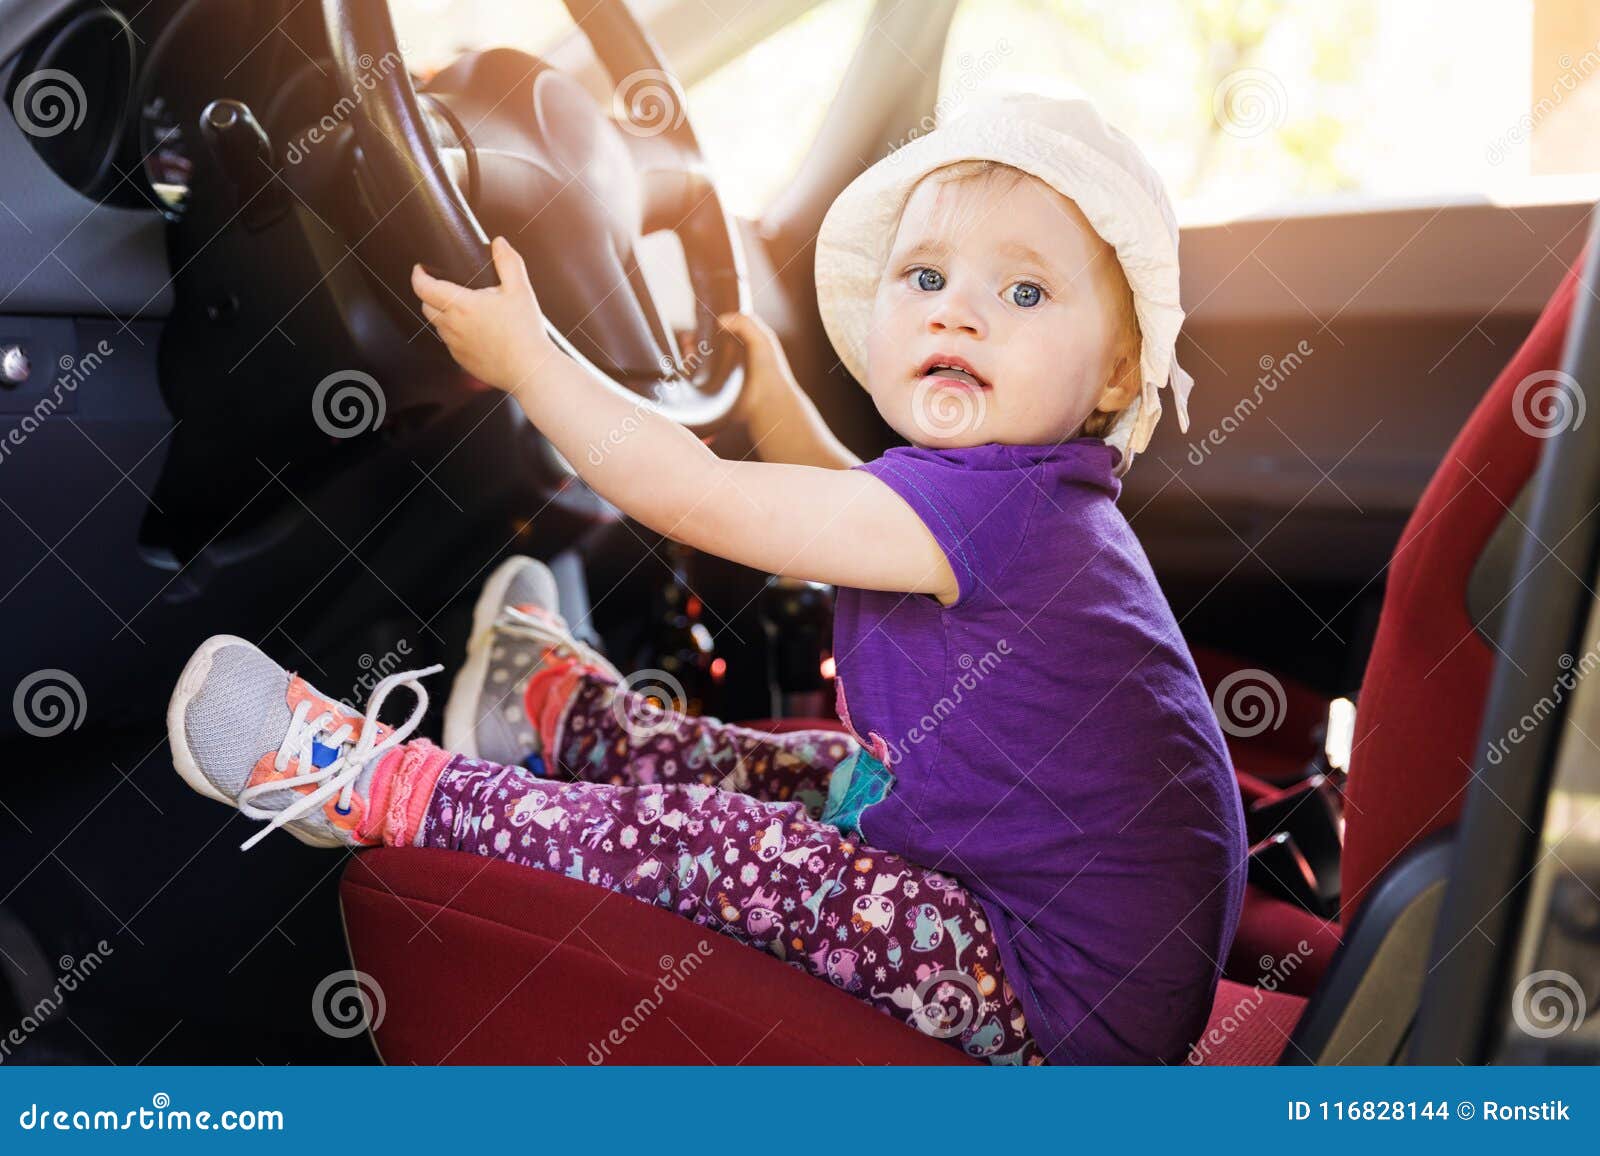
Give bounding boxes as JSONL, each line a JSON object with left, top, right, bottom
{"left": 441, "top": 555, "right": 621, "bottom": 765}
{"left": 166, "top": 634, "right": 441, "bottom": 851}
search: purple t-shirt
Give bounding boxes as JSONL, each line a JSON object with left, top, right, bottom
{"left": 830, "top": 437, "right": 1247, "bottom": 1064}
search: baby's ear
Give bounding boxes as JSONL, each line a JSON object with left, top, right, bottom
{"left": 1101, "top": 353, "right": 1141, "bottom": 409}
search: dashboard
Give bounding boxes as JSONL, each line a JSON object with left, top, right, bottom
{"left": 3, "top": 0, "right": 454, "bottom": 231}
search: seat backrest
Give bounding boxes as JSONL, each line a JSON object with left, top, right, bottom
{"left": 1341, "top": 248, "right": 1588, "bottom": 919}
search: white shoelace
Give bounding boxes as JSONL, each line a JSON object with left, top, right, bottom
{"left": 499, "top": 605, "right": 623, "bottom": 681}
{"left": 236, "top": 663, "right": 444, "bottom": 851}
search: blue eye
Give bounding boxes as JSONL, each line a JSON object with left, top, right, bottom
{"left": 912, "top": 267, "right": 944, "bottom": 291}
{"left": 1010, "top": 282, "right": 1044, "bottom": 308}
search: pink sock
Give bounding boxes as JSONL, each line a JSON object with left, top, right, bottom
{"left": 359, "top": 738, "right": 454, "bottom": 847}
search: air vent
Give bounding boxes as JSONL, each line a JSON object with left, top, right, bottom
{"left": 6, "top": 4, "right": 137, "bottom": 200}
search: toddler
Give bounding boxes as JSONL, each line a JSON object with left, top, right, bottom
{"left": 166, "top": 92, "right": 1246, "bottom": 1065}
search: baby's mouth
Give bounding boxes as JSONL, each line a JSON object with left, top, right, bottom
{"left": 917, "top": 362, "right": 991, "bottom": 390}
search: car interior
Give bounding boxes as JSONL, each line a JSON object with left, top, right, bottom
{"left": 2, "top": 0, "right": 1598, "bottom": 1064}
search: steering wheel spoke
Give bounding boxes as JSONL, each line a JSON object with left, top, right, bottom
{"left": 617, "top": 127, "right": 712, "bottom": 230}
{"left": 545, "top": 230, "right": 683, "bottom": 390}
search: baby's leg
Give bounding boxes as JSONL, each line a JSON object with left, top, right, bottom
{"left": 527, "top": 654, "right": 850, "bottom": 819}
{"left": 413, "top": 751, "right": 1044, "bottom": 1065}
{"left": 164, "top": 635, "right": 1037, "bottom": 1062}
{"left": 444, "top": 562, "right": 844, "bottom": 812}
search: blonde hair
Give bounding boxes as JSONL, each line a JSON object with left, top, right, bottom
{"left": 1081, "top": 268, "right": 1139, "bottom": 439}
{"left": 914, "top": 159, "right": 1142, "bottom": 440}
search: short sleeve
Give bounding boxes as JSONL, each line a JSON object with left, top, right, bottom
{"left": 854, "top": 448, "right": 1035, "bottom": 610}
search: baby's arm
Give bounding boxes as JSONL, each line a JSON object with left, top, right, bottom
{"left": 715, "top": 311, "right": 861, "bottom": 472}
{"left": 413, "top": 239, "right": 957, "bottom": 604}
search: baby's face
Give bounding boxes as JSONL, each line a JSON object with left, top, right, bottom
{"left": 863, "top": 171, "right": 1134, "bottom": 448}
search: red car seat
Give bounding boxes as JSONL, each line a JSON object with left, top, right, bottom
{"left": 746, "top": 704, "right": 1345, "bottom": 1003}
{"left": 1183, "top": 647, "right": 1343, "bottom": 998}
{"left": 1191, "top": 645, "right": 1331, "bottom": 786}
{"left": 341, "top": 248, "right": 1588, "bottom": 1065}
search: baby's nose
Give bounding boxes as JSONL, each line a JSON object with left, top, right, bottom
{"left": 925, "top": 294, "right": 985, "bottom": 335}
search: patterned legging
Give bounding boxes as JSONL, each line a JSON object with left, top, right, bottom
{"left": 417, "top": 666, "right": 1045, "bottom": 1065}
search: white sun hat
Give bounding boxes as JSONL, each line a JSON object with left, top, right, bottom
{"left": 813, "top": 89, "right": 1194, "bottom": 476}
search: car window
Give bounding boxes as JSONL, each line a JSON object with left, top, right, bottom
{"left": 388, "top": 0, "right": 573, "bottom": 70}
{"left": 940, "top": 0, "right": 1600, "bottom": 222}
{"left": 683, "top": 0, "right": 874, "bottom": 218}
{"left": 388, "top": 0, "right": 874, "bottom": 220}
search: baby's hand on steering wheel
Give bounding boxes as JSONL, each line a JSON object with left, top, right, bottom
{"left": 716, "top": 310, "right": 801, "bottom": 429}
{"left": 412, "top": 236, "right": 557, "bottom": 394}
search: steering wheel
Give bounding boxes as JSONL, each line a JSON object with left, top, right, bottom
{"left": 321, "top": 0, "right": 748, "bottom": 432}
